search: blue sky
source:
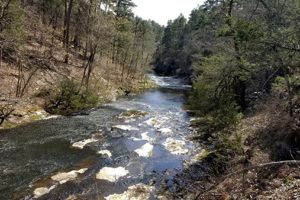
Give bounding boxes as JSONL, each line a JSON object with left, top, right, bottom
{"left": 132, "top": 0, "right": 205, "bottom": 26}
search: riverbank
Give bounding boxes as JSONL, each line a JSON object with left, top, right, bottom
{"left": 161, "top": 95, "right": 300, "bottom": 199}
{"left": 0, "top": 77, "right": 157, "bottom": 130}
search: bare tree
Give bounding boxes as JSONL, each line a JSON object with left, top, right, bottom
{"left": 63, "top": 0, "right": 73, "bottom": 63}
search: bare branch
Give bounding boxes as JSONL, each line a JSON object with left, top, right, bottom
{"left": 194, "top": 160, "right": 300, "bottom": 200}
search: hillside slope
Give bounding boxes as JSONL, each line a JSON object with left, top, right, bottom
{"left": 0, "top": 3, "right": 158, "bottom": 128}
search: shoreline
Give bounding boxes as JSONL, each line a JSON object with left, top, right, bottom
{"left": 0, "top": 77, "right": 157, "bottom": 130}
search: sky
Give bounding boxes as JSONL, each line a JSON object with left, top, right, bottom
{"left": 132, "top": 0, "right": 205, "bottom": 26}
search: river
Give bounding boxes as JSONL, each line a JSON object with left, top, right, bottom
{"left": 0, "top": 75, "right": 195, "bottom": 200}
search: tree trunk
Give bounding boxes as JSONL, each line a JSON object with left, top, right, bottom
{"left": 0, "top": 117, "right": 4, "bottom": 126}
{"left": 227, "top": 0, "right": 247, "bottom": 111}
{"left": 234, "top": 78, "right": 247, "bottom": 111}
{"left": 121, "top": 50, "right": 129, "bottom": 82}
{"left": 280, "top": 59, "right": 293, "bottom": 116}
{"left": 63, "top": 0, "right": 68, "bottom": 46}
{"left": 64, "top": 0, "right": 73, "bottom": 64}
{"left": 82, "top": 44, "right": 97, "bottom": 88}
{"left": 284, "top": 72, "right": 293, "bottom": 116}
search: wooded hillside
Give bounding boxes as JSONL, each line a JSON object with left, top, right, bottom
{"left": 0, "top": 0, "right": 162, "bottom": 126}
{"left": 154, "top": 1, "right": 300, "bottom": 199}
{"left": 155, "top": 0, "right": 300, "bottom": 126}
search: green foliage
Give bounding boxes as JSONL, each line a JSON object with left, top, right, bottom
{"left": 272, "top": 74, "right": 300, "bottom": 111}
{"left": 272, "top": 76, "right": 286, "bottom": 94}
{"left": 45, "top": 79, "right": 99, "bottom": 115}
{"left": 189, "top": 104, "right": 243, "bottom": 133}
{"left": 154, "top": 15, "right": 187, "bottom": 75}
{"left": 113, "top": 0, "right": 136, "bottom": 18}
{"left": 196, "top": 149, "right": 213, "bottom": 160}
{"left": 158, "top": 0, "right": 299, "bottom": 134}
{"left": 216, "top": 131, "right": 244, "bottom": 155}
{"left": 189, "top": 56, "right": 242, "bottom": 132}
{"left": 218, "top": 19, "right": 265, "bottom": 43}
{"left": 235, "top": 20, "right": 265, "bottom": 42}
{"left": 283, "top": 176, "right": 293, "bottom": 185}
{"left": 155, "top": 0, "right": 300, "bottom": 116}
{"left": 188, "top": 55, "right": 243, "bottom": 129}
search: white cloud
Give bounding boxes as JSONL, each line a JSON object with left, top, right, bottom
{"left": 132, "top": 0, "right": 206, "bottom": 25}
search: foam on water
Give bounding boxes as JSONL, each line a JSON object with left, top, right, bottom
{"left": 112, "top": 125, "right": 139, "bottom": 131}
{"left": 134, "top": 143, "right": 154, "bottom": 157}
{"left": 96, "top": 167, "right": 129, "bottom": 182}
{"left": 98, "top": 150, "right": 112, "bottom": 157}
{"left": 51, "top": 168, "right": 88, "bottom": 184}
{"left": 163, "top": 138, "right": 189, "bottom": 155}
{"left": 148, "top": 74, "right": 191, "bottom": 89}
{"left": 72, "top": 138, "right": 98, "bottom": 149}
{"left": 33, "top": 185, "right": 56, "bottom": 198}
{"left": 104, "top": 183, "right": 154, "bottom": 200}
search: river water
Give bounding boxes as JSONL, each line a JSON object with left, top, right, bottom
{"left": 0, "top": 75, "right": 195, "bottom": 200}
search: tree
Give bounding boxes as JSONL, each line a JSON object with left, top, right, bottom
{"left": 80, "top": 0, "right": 114, "bottom": 87}
{"left": 155, "top": 0, "right": 300, "bottom": 127}
{"left": 154, "top": 14, "right": 186, "bottom": 75}
{"left": 63, "top": 0, "right": 73, "bottom": 63}
{"left": 256, "top": 0, "right": 300, "bottom": 116}
{"left": 113, "top": 0, "right": 136, "bottom": 18}
{"left": 0, "top": 0, "right": 162, "bottom": 114}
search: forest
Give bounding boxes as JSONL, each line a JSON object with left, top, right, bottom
{"left": 0, "top": 0, "right": 300, "bottom": 199}
{"left": 154, "top": 0, "right": 300, "bottom": 137}
{"left": 0, "top": 0, "right": 163, "bottom": 122}
{"left": 154, "top": 0, "right": 300, "bottom": 199}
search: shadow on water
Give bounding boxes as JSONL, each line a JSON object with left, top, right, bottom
{"left": 0, "top": 75, "right": 195, "bottom": 200}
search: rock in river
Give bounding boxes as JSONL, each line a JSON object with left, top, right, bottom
{"left": 163, "top": 138, "right": 188, "bottom": 155}
{"left": 97, "top": 150, "right": 112, "bottom": 158}
{"left": 51, "top": 168, "right": 88, "bottom": 184}
{"left": 134, "top": 143, "right": 154, "bottom": 157}
{"left": 112, "top": 125, "right": 139, "bottom": 131}
{"left": 33, "top": 185, "right": 56, "bottom": 199}
{"left": 104, "top": 183, "right": 154, "bottom": 200}
{"left": 71, "top": 138, "right": 98, "bottom": 149}
{"left": 158, "top": 128, "right": 172, "bottom": 134}
{"left": 96, "top": 167, "right": 129, "bottom": 182}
